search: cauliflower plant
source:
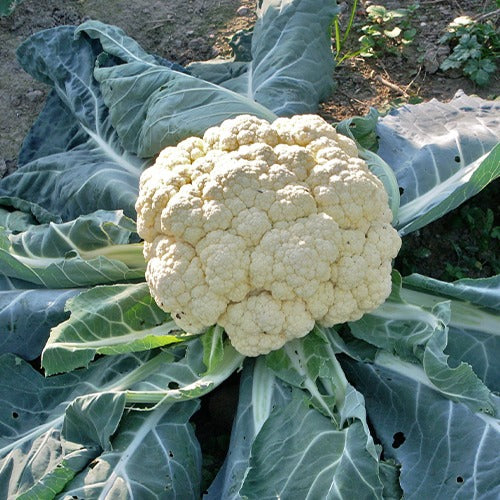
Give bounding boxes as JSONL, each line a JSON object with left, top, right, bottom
{"left": 136, "top": 114, "right": 401, "bottom": 356}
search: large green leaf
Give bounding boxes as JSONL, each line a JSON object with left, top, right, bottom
{"left": 402, "top": 274, "right": 500, "bottom": 392}
{"left": 0, "top": 210, "right": 145, "bottom": 288}
{"left": 376, "top": 92, "right": 500, "bottom": 235}
{"left": 59, "top": 401, "right": 201, "bottom": 499}
{"left": 204, "top": 358, "right": 293, "bottom": 499}
{"left": 188, "top": 0, "right": 338, "bottom": 116}
{"left": 240, "top": 395, "right": 383, "bottom": 499}
{"left": 42, "top": 283, "right": 188, "bottom": 375}
{"left": 343, "top": 357, "right": 500, "bottom": 499}
{"left": 0, "top": 27, "right": 148, "bottom": 221}
{"left": 0, "top": 207, "right": 37, "bottom": 232}
{"left": 0, "top": 353, "right": 135, "bottom": 498}
{"left": 0, "top": 275, "right": 80, "bottom": 360}
{"left": 208, "top": 339, "right": 393, "bottom": 499}
{"left": 77, "top": 21, "right": 276, "bottom": 158}
{"left": 125, "top": 339, "right": 244, "bottom": 406}
{"left": 404, "top": 273, "right": 500, "bottom": 309}
{"left": 0, "top": 349, "right": 205, "bottom": 498}
{"left": 349, "top": 274, "right": 496, "bottom": 414}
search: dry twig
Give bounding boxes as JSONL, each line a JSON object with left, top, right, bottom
{"left": 374, "top": 75, "right": 409, "bottom": 97}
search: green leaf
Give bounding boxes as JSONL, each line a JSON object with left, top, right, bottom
{"left": 336, "top": 107, "right": 380, "bottom": 151}
{"left": 0, "top": 278, "right": 80, "bottom": 360}
{"left": 384, "top": 27, "right": 402, "bottom": 38}
{"left": 42, "top": 283, "right": 188, "bottom": 375}
{"left": 367, "top": 5, "right": 387, "bottom": 19}
{"left": 201, "top": 325, "right": 225, "bottom": 373}
{"left": 0, "top": 211, "right": 145, "bottom": 287}
{"left": 76, "top": 21, "right": 276, "bottom": 158}
{"left": 0, "top": 352, "right": 156, "bottom": 497}
{"left": 0, "top": 27, "right": 148, "bottom": 221}
{"left": 402, "top": 274, "right": 500, "bottom": 392}
{"left": 206, "top": 358, "right": 293, "bottom": 499}
{"left": 349, "top": 273, "right": 496, "bottom": 414}
{"left": 266, "top": 332, "right": 337, "bottom": 421}
{"left": 62, "top": 393, "right": 126, "bottom": 451}
{"left": 0, "top": 207, "right": 36, "bottom": 232}
{"left": 240, "top": 396, "right": 384, "bottom": 499}
{"left": 267, "top": 329, "right": 380, "bottom": 460}
{"left": 343, "top": 357, "right": 500, "bottom": 499}
{"left": 59, "top": 401, "right": 202, "bottom": 499}
{"left": 379, "top": 460, "right": 404, "bottom": 500}
{"left": 401, "top": 143, "right": 499, "bottom": 234}
{"left": 402, "top": 28, "right": 417, "bottom": 40}
{"left": 125, "top": 339, "right": 244, "bottom": 406}
{"left": 403, "top": 273, "right": 500, "bottom": 310}
{"left": 440, "top": 56, "right": 463, "bottom": 70}
{"left": 191, "top": 0, "right": 338, "bottom": 116}
{"left": 375, "top": 92, "right": 500, "bottom": 235}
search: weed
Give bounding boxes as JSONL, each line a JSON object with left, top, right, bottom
{"left": 332, "top": 2, "right": 419, "bottom": 63}
{"left": 439, "top": 15, "right": 499, "bottom": 86}
{"left": 332, "top": 0, "right": 360, "bottom": 63}
{"left": 358, "top": 3, "right": 419, "bottom": 58}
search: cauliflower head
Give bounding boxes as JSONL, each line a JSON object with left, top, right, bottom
{"left": 136, "top": 114, "right": 401, "bottom": 356}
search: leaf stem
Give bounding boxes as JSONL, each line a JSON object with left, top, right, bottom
{"left": 80, "top": 242, "right": 146, "bottom": 270}
{"left": 124, "top": 343, "right": 244, "bottom": 405}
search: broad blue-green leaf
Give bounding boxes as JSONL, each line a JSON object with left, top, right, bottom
{"left": 376, "top": 91, "right": 500, "bottom": 235}
{"left": 0, "top": 195, "right": 58, "bottom": 225}
{"left": 0, "top": 282, "right": 79, "bottom": 360}
{"left": 349, "top": 274, "right": 495, "bottom": 414}
{"left": 0, "top": 27, "right": 147, "bottom": 221}
{"left": 404, "top": 273, "right": 500, "bottom": 310}
{"left": 267, "top": 330, "right": 364, "bottom": 425}
{"left": 0, "top": 207, "right": 36, "bottom": 232}
{"left": 0, "top": 347, "right": 211, "bottom": 498}
{"left": 240, "top": 395, "right": 384, "bottom": 499}
{"left": 42, "top": 283, "right": 187, "bottom": 375}
{"left": 125, "top": 339, "right": 244, "bottom": 406}
{"left": 0, "top": 353, "right": 147, "bottom": 498}
{"left": 77, "top": 20, "right": 276, "bottom": 158}
{"left": 15, "top": 392, "right": 125, "bottom": 500}
{"left": 402, "top": 274, "right": 500, "bottom": 392}
{"left": 201, "top": 324, "right": 225, "bottom": 374}
{"left": 266, "top": 332, "right": 336, "bottom": 420}
{"left": 188, "top": 0, "right": 338, "bottom": 116}
{"left": 59, "top": 401, "right": 201, "bottom": 500}
{"left": 342, "top": 356, "right": 500, "bottom": 499}
{"left": 336, "top": 108, "right": 380, "bottom": 151}
{"left": 187, "top": 60, "right": 249, "bottom": 85}
{"left": 0, "top": 210, "right": 145, "bottom": 287}
{"left": 204, "top": 358, "right": 292, "bottom": 500}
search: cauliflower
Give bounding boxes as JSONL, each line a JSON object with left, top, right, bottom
{"left": 136, "top": 114, "right": 401, "bottom": 356}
